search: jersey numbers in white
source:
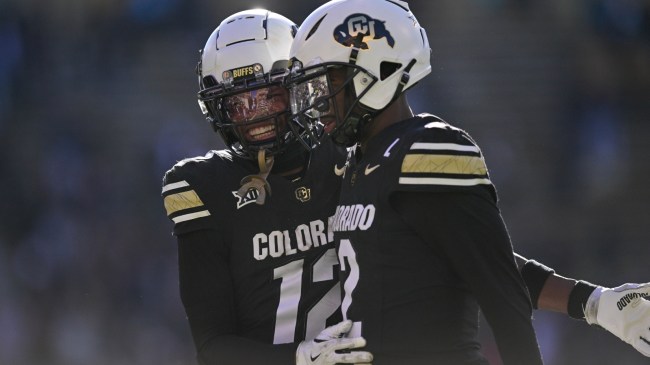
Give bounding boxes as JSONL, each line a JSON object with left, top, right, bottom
{"left": 272, "top": 248, "right": 341, "bottom": 344}
{"left": 337, "top": 239, "right": 363, "bottom": 337}
{"left": 337, "top": 239, "right": 359, "bottom": 321}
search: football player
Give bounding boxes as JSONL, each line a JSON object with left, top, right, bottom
{"left": 161, "top": 9, "right": 371, "bottom": 365}
{"left": 286, "top": 0, "right": 650, "bottom": 364}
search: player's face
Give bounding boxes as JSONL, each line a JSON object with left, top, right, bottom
{"left": 325, "top": 67, "right": 348, "bottom": 133}
{"left": 223, "top": 85, "right": 289, "bottom": 143}
{"left": 289, "top": 65, "right": 349, "bottom": 134}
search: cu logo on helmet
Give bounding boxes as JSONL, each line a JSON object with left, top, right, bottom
{"left": 334, "top": 13, "right": 395, "bottom": 49}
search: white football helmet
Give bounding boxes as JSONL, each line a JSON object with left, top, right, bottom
{"left": 287, "top": 0, "right": 431, "bottom": 146}
{"left": 197, "top": 9, "right": 302, "bottom": 159}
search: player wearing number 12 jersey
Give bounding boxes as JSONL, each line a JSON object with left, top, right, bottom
{"left": 162, "top": 136, "right": 345, "bottom": 348}
{"left": 161, "top": 10, "right": 372, "bottom": 365}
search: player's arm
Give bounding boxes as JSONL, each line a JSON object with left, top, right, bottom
{"left": 177, "top": 229, "right": 297, "bottom": 364}
{"left": 391, "top": 190, "right": 543, "bottom": 365}
{"left": 515, "top": 253, "right": 650, "bottom": 357}
{"left": 161, "top": 169, "right": 293, "bottom": 363}
{"left": 514, "top": 254, "right": 575, "bottom": 313}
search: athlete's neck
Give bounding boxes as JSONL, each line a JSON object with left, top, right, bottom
{"left": 358, "top": 94, "right": 413, "bottom": 152}
{"left": 272, "top": 148, "right": 309, "bottom": 180}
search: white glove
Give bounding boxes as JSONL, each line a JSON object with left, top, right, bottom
{"left": 585, "top": 283, "right": 650, "bottom": 357}
{"left": 296, "top": 320, "right": 373, "bottom": 365}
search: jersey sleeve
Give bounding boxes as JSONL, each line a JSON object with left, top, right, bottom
{"left": 178, "top": 229, "right": 296, "bottom": 364}
{"left": 161, "top": 162, "right": 217, "bottom": 235}
{"left": 390, "top": 190, "right": 543, "bottom": 365}
{"left": 392, "top": 119, "right": 497, "bottom": 201}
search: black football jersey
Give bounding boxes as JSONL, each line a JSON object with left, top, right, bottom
{"left": 332, "top": 114, "right": 542, "bottom": 364}
{"left": 162, "top": 140, "right": 347, "bottom": 345}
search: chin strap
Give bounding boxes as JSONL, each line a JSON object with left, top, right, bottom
{"left": 238, "top": 149, "right": 274, "bottom": 205}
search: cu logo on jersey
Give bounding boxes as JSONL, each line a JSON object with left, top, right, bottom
{"left": 295, "top": 187, "right": 311, "bottom": 202}
{"left": 334, "top": 13, "right": 395, "bottom": 49}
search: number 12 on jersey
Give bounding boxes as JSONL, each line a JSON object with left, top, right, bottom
{"left": 272, "top": 248, "right": 341, "bottom": 343}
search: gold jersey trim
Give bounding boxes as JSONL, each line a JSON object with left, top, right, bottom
{"left": 401, "top": 154, "right": 487, "bottom": 176}
{"left": 164, "top": 190, "right": 205, "bottom": 216}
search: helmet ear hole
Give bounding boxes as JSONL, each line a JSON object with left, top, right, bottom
{"left": 380, "top": 61, "right": 402, "bottom": 81}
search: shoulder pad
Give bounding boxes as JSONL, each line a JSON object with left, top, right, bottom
{"left": 160, "top": 150, "right": 231, "bottom": 234}
{"left": 395, "top": 116, "right": 495, "bottom": 196}
{"left": 162, "top": 168, "right": 211, "bottom": 225}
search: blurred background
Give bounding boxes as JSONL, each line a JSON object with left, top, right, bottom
{"left": 1, "top": 0, "right": 649, "bottom": 364}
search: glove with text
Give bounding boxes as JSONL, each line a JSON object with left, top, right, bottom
{"left": 585, "top": 283, "right": 650, "bottom": 357}
{"left": 296, "top": 320, "right": 373, "bottom": 365}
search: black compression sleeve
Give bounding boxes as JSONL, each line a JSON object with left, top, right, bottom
{"left": 520, "top": 259, "right": 555, "bottom": 309}
{"left": 568, "top": 280, "right": 598, "bottom": 320}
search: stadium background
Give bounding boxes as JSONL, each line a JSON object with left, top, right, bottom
{"left": 1, "top": 0, "right": 649, "bottom": 364}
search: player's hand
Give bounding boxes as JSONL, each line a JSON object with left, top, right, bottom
{"left": 585, "top": 283, "right": 650, "bottom": 357}
{"left": 296, "top": 320, "right": 373, "bottom": 365}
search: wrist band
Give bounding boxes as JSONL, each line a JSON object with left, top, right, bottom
{"left": 568, "top": 280, "right": 598, "bottom": 320}
{"left": 520, "top": 259, "right": 555, "bottom": 309}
